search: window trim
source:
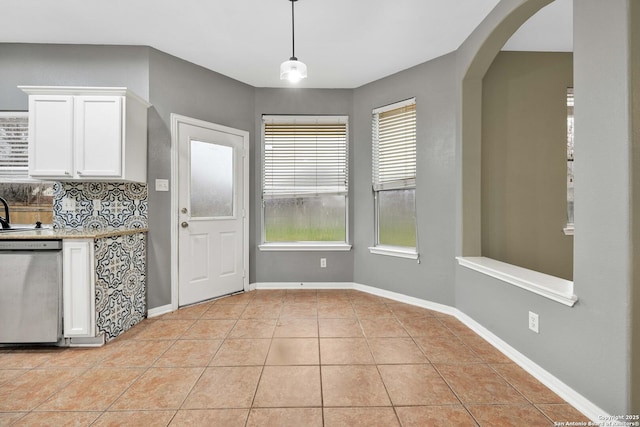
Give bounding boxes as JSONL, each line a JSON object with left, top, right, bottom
{"left": 371, "top": 98, "right": 418, "bottom": 254}
{"left": 260, "top": 115, "right": 350, "bottom": 249}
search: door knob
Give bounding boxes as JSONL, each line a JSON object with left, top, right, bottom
{"left": 181, "top": 221, "right": 189, "bottom": 228}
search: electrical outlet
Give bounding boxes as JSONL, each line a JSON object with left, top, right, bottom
{"left": 62, "top": 198, "right": 76, "bottom": 212}
{"left": 320, "top": 258, "right": 327, "bottom": 268}
{"left": 528, "top": 311, "right": 539, "bottom": 333}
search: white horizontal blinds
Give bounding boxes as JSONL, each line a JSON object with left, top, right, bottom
{"left": 372, "top": 99, "right": 416, "bottom": 191}
{"left": 263, "top": 116, "right": 348, "bottom": 198}
{"left": 0, "top": 113, "right": 29, "bottom": 179}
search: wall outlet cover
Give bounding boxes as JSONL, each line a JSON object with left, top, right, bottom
{"left": 528, "top": 311, "right": 539, "bottom": 333}
{"left": 155, "top": 179, "right": 169, "bottom": 192}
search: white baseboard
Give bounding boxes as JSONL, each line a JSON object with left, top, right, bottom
{"left": 147, "top": 303, "right": 174, "bottom": 318}
{"left": 250, "top": 281, "right": 607, "bottom": 422}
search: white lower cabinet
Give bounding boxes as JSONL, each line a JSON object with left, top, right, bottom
{"left": 62, "top": 239, "right": 95, "bottom": 338}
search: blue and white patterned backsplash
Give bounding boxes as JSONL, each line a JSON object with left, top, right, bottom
{"left": 53, "top": 182, "right": 148, "bottom": 230}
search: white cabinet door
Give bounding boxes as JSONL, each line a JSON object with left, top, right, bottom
{"left": 75, "top": 96, "right": 123, "bottom": 178}
{"left": 63, "top": 239, "right": 95, "bottom": 338}
{"left": 28, "top": 95, "right": 75, "bottom": 178}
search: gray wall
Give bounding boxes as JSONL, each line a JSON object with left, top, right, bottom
{"left": 147, "top": 49, "right": 254, "bottom": 308}
{"left": 0, "top": 44, "right": 149, "bottom": 110}
{"left": 454, "top": 0, "right": 635, "bottom": 414}
{"left": 481, "top": 51, "right": 573, "bottom": 280}
{"left": 253, "top": 88, "right": 354, "bottom": 283}
{"left": 352, "top": 53, "right": 458, "bottom": 305}
{"left": 631, "top": 0, "right": 640, "bottom": 412}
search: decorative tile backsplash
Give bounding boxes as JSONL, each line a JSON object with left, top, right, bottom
{"left": 52, "top": 182, "right": 148, "bottom": 229}
{"left": 95, "top": 233, "right": 147, "bottom": 341}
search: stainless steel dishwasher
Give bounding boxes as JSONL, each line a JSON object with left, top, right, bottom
{"left": 0, "top": 240, "right": 63, "bottom": 344}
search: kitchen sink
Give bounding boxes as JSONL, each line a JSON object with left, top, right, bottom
{"left": 0, "top": 227, "right": 38, "bottom": 234}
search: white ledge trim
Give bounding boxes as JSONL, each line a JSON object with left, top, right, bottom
{"left": 258, "top": 243, "right": 352, "bottom": 252}
{"left": 368, "top": 246, "right": 419, "bottom": 259}
{"left": 456, "top": 257, "right": 578, "bottom": 307}
{"left": 563, "top": 225, "right": 575, "bottom": 236}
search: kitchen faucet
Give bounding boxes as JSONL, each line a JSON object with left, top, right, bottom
{"left": 0, "top": 197, "right": 10, "bottom": 229}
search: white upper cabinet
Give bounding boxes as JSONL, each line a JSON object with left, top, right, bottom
{"left": 20, "top": 86, "right": 150, "bottom": 183}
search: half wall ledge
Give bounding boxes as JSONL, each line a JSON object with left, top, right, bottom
{"left": 456, "top": 256, "right": 578, "bottom": 307}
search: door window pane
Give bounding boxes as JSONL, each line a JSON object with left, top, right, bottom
{"left": 378, "top": 189, "right": 416, "bottom": 248}
{"left": 190, "top": 140, "right": 233, "bottom": 217}
{"left": 264, "top": 195, "right": 346, "bottom": 242}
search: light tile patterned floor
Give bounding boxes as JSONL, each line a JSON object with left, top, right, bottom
{"left": 0, "top": 289, "right": 590, "bottom": 426}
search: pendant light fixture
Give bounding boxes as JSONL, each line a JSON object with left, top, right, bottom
{"left": 280, "top": 0, "right": 307, "bottom": 83}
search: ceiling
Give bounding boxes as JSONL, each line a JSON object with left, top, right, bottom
{"left": 0, "top": 0, "right": 572, "bottom": 89}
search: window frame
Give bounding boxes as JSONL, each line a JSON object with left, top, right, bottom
{"left": 368, "top": 98, "right": 418, "bottom": 259}
{"left": 259, "top": 114, "right": 351, "bottom": 252}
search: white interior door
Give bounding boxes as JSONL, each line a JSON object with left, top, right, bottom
{"left": 176, "top": 117, "right": 248, "bottom": 306}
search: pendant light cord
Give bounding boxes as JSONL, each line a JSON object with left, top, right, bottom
{"left": 291, "top": 0, "right": 296, "bottom": 60}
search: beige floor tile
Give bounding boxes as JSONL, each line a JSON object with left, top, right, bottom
{"left": 395, "top": 405, "right": 477, "bottom": 427}
{"left": 241, "top": 302, "right": 283, "bottom": 319}
{"left": 98, "top": 339, "right": 173, "bottom": 367}
{"left": 536, "top": 403, "right": 592, "bottom": 424}
{"left": 154, "top": 339, "right": 222, "bottom": 367}
{"left": 316, "top": 291, "right": 352, "bottom": 303}
{"left": 280, "top": 303, "right": 318, "bottom": 319}
{"left": 378, "top": 364, "right": 458, "bottom": 405}
{"left": 210, "top": 339, "right": 271, "bottom": 366}
{"left": 439, "top": 316, "right": 478, "bottom": 337}
{"left": 111, "top": 367, "right": 203, "bottom": 410}
{"left": 368, "top": 337, "right": 429, "bottom": 364}
{"left": 252, "top": 290, "right": 286, "bottom": 303}
{"left": 0, "top": 413, "right": 26, "bottom": 426}
{"left": 323, "top": 407, "right": 400, "bottom": 427}
{"left": 247, "top": 408, "right": 323, "bottom": 427}
{"left": 12, "top": 411, "right": 100, "bottom": 427}
{"left": 436, "top": 364, "right": 527, "bottom": 405}
{"left": 201, "top": 303, "right": 246, "bottom": 319}
{"left": 0, "top": 368, "right": 84, "bottom": 411}
{"left": 228, "top": 319, "right": 276, "bottom": 338}
{"left": 214, "top": 292, "right": 255, "bottom": 304}
{"left": 274, "top": 318, "right": 318, "bottom": 337}
{"left": 399, "top": 316, "right": 451, "bottom": 338}
{"left": 253, "top": 366, "right": 322, "bottom": 407}
{"left": 467, "top": 404, "right": 554, "bottom": 426}
{"left": 0, "top": 348, "right": 60, "bottom": 369}
{"left": 266, "top": 338, "right": 319, "bottom": 365}
{"left": 93, "top": 410, "right": 176, "bottom": 427}
{"left": 181, "top": 319, "right": 236, "bottom": 340}
{"left": 353, "top": 303, "right": 394, "bottom": 318}
{"left": 460, "top": 334, "right": 512, "bottom": 364}
{"left": 318, "top": 318, "right": 364, "bottom": 337}
{"left": 0, "top": 369, "right": 27, "bottom": 386}
{"left": 36, "top": 367, "right": 144, "bottom": 411}
{"left": 321, "top": 365, "right": 390, "bottom": 407}
{"left": 319, "top": 338, "right": 375, "bottom": 365}
{"left": 170, "top": 409, "right": 249, "bottom": 426}
{"left": 317, "top": 302, "right": 356, "bottom": 318}
{"left": 182, "top": 366, "right": 262, "bottom": 409}
{"left": 414, "top": 335, "right": 482, "bottom": 364}
{"left": 349, "top": 293, "right": 387, "bottom": 304}
{"left": 359, "top": 318, "right": 409, "bottom": 338}
{"left": 45, "top": 346, "right": 113, "bottom": 368}
{"left": 387, "top": 302, "right": 437, "bottom": 319}
{"left": 133, "top": 319, "right": 195, "bottom": 340}
{"left": 284, "top": 291, "right": 318, "bottom": 303}
{"left": 160, "top": 302, "right": 211, "bottom": 320}
{"left": 493, "top": 363, "right": 565, "bottom": 404}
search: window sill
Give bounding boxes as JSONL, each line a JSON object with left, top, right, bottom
{"left": 259, "top": 243, "right": 352, "bottom": 252}
{"left": 456, "top": 256, "right": 577, "bottom": 307}
{"left": 368, "top": 246, "right": 419, "bottom": 260}
{"left": 563, "top": 225, "right": 574, "bottom": 236}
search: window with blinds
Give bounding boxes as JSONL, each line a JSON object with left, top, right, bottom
{"left": 0, "top": 112, "right": 29, "bottom": 179}
{"left": 371, "top": 99, "right": 418, "bottom": 253}
{"left": 262, "top": 115, "right": 349, "bottom": 244}
{"left": 372, "top": 99, "right": 416, "bottom": 191}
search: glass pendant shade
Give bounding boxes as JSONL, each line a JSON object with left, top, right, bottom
{"left": 280, "top": 58, "right": 307, "bottom": 83}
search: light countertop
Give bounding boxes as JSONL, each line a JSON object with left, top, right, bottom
{"left": 0, "top": 227, "right": 148, "bottom": 240}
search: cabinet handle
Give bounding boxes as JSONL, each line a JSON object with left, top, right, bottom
{"left": 77, "top": 171, "right": 83, "bottom": 175}
{"left": 64, "top": 171, "right": 71, "bottom": 175}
